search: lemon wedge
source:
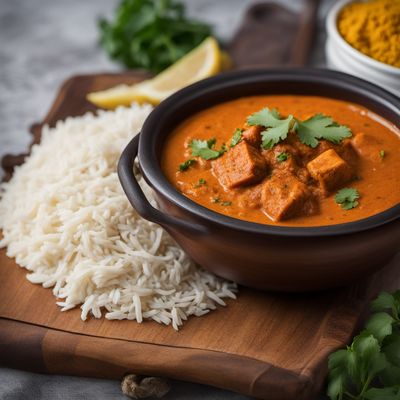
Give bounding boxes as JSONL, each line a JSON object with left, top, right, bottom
{"left": 87, "top": 37, "right": 223, "bottom": 107}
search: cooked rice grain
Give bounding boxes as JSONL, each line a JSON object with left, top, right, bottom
{"left": 0, "top": 104, "right": 237, "bottom": 330}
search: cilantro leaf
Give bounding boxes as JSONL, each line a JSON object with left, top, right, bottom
{"left": 230, "top": 128, "right": 243, "bottom": 147}
{"left": 295, "top": 114, "right": 352, "bottom": 148}
{"left": 364, "top": 386, "right": 400, "bottom": 400}
{"left": 247, "top": 108, "right": 293, "bottom": 149}
{"left": 334, "top": 188, "right": 360, "bottom": 210}
{"left": 190, "top": 138, "right": 225, "bottom": 160}
{"left": 327, "top": 373, "right": 347, "bottom": 400}
{"left": 366, "top": 313, "right": 395, "bottom": 343}
{"left": 178, "top": 159, "right": 196, "bottom": 171}
{"left": 276, "top": 152, "right": 290, "bottom": 163}
{"left": 380, "top": 150, "right": 386, "bottom": 159}
{"left": 381, "top": 334, "right": 400, "bottom": 386}
{"left": 371, "top": 292, "right": 397, "bottom": 314}
{"left": 247, "top": 107, "right": 281, "bottom": 127}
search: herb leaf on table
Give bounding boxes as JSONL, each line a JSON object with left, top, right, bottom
{"left": 327, "top": 290, "right": 400, "bottom": 400}
{"left": 99, "top": 0, "right": 212, "bottom": 73}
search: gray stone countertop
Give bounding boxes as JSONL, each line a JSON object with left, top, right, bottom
{"left": 0, "top": 0, "right": 332, "bottom": 398}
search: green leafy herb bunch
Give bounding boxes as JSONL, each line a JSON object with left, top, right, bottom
{"left": 328, "top": 291, "right": 400, "bottom": 400}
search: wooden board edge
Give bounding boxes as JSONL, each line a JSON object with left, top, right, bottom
{"left": 0, "top": 318, "right": 319, "bottom": 400}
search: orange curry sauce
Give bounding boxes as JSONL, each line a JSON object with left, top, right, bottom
{"left": 161, "top": 96, "right": 400, "bottom": 226}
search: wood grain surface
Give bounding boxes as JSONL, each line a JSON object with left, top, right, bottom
{"left": 0, "top": 72, "right": 399, "bottom": 400}
{"left": 229, "top": 0, "right": 319, "bottom": 68}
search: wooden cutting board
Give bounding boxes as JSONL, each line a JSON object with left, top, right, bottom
{"left": 0, "top": 72, "right": 400, "bottom": 400}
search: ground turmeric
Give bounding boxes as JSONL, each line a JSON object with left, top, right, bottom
{"left": 338, "top": 0, "right": 400, "bottom": 68}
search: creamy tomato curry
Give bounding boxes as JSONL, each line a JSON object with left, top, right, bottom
{"left": 162, "top": 96, "right": 400, "bottom": 226}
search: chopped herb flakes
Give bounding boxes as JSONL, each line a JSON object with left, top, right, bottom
{"left": 276, "top": 152, "right": 290, "bottom": 163}
{"left": 211, "top": 197, "right": 231, "bottom": 206}
{"left": 190, "top": 138, "right": 226, "bottom": 160}
{"left": 179, "top": 159, "right": 196, "bottom": 171}
{"left": 380, "top": 150, "right": 385, "bottom": 159}
{"left": 334, "top": 188, "right": 360, "bottom": 210}
{"left": 230, "top": 128, "right": 243, "bottom": 147}
{"left": 194, "top": 178, "right": 206, "bottom": 188}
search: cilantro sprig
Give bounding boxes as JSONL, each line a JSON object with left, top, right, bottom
{"left": 99, "top": 0, "right": 212, "bottom": 73}
{"left": 247, "top": 108, "right": 293, "bottom": 149}
{"left": 295, "top": 114, "right": 352, "bottom": 148}
{"left": 190, "top": 138, "right": 226, "bottom": 160}
{"left": 246, "top": 108, "right": 352, "bottom": 149}
{"left": 327, "top": 290, "right": 400, "bottom": 400}
{"left": 335, "top": 188, "right": 360, "bottom": 210}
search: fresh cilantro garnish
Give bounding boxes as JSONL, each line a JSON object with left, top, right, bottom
{"left": 334, "top": 188, "right": 360, "bottom": 210}
{"left": 276, "top": 152, "right": 290, "bottom": 163}
{"left": 193, "top": 178, "right": 206, "bottom": 188}
{"left": 190, "top": 138, "right": 226, "bottom": 160}
{"left": 245, "top": 108, "right": 352, "bottom": 149}
{"left": 98, "top": 0, "right": 212, "bottom": 73}
{"left": 230, "top": 128, "right": 243, "bottom": 147}
{"left": 327, "top": 290, "right": 400, "bottom": 400}
{"left": 178, "top": 159, "right": 196, "bottom": 171}
{"left": 380, "top": 150, "right": 386, "bottom": 159}
{"left": 211, "top": 197, "right": 231, "bottom": 206}
{"left": 247, "top": 108, "right": 293, "bottom": 149}
{"left": 295, "top": 114, "right": 352, "bottom": 148}
{"left": 247, "top": 107, "right": 281, "bottom": 127}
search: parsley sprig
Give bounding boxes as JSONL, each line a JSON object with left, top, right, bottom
{"left": 328, "top": 290, "right": 400, "bottom": 400}
{"left": 335, "top": 188, "right": 360, "bottom": 210}
{"left": 190, "top": 138, "right": 226, "bottom": 160}
{"left": 246, "top": 108, "right": 352, "bottom": 149}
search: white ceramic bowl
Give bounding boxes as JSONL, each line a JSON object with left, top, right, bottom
{"left": 325, "top": 0, "right": 400, "bottom": 96}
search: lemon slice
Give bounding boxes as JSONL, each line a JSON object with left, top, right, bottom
{"left": 86, "top": 84, "right": 149, "bottom": 109}
{"left": 87, "top": 36, "right": 222, "bottom": 107}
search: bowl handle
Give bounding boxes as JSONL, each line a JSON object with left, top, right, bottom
{"left": 118, "top": 134, "right": 209, "bottom": 236}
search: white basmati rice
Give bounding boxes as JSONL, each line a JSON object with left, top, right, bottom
{"left": 0, "top": 104, "right": 237, "bottom": 330}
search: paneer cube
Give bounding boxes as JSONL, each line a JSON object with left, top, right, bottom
{"left": 307, "top": 149, "right": 353, "bottom": 193}
{"left": 212, "top": 141, "right": 267, "bottom": 189}
{"left": 242, "top": 126, "right": 262, "bottom": 147}
{"left": 351, "top": 133, "right": 382, "bottom": 162}
{"left": 261, "top": 173, "right": 316, "bottom": 221}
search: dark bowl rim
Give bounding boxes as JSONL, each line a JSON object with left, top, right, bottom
{"left": 138, "top": 67, "right": 400, "bottom": 237}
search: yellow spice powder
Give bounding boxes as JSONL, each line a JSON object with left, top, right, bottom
{"left": 338, "top": 0, "right": 400, "bottom": 68}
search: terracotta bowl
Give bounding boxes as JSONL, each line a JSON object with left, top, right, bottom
{"left": 118, "top": 68, "right": 400, "bottom": 292}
